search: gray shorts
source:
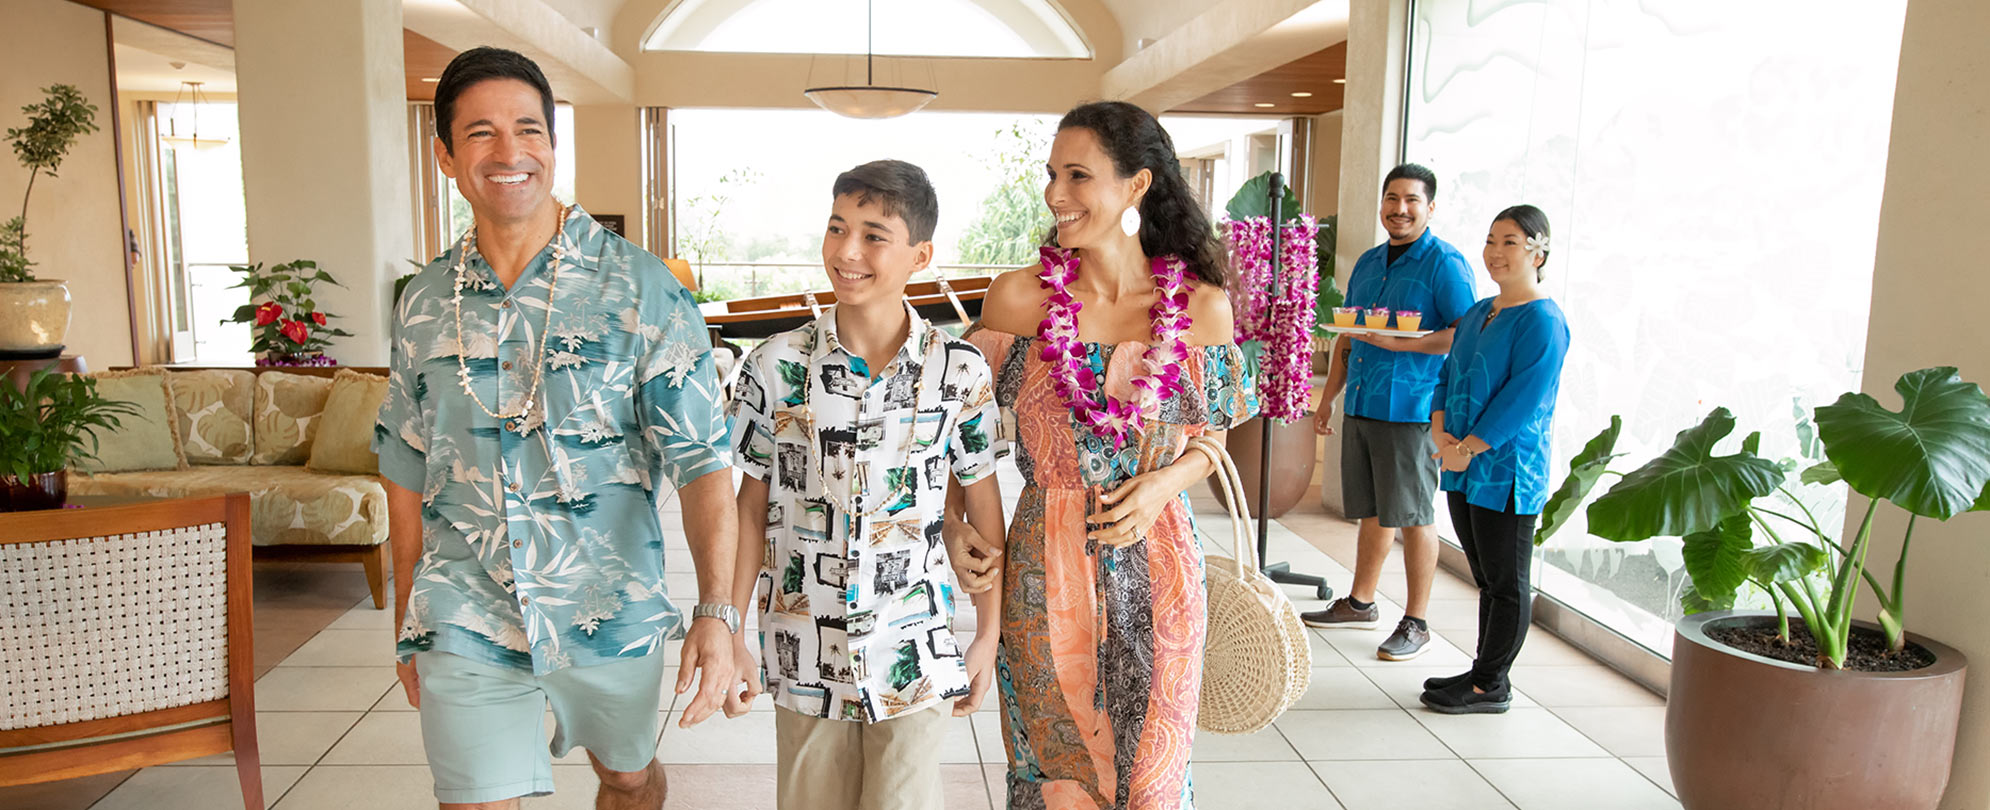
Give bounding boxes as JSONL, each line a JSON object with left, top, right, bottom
{"left": 1341, "top": 415, "right": 1439, "bottom": 528}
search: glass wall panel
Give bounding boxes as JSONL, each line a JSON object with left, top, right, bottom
{"left": 1403, "top": 0, "right": 1905, "bottom": 654}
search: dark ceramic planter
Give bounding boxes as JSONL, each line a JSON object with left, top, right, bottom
{"left": 1209, "top": 415, "right": 1315, "bottom": 519}
{"left": 0, "top": 470, "right": 67, "bottom": 512}
{"left": 1667, "top": 611, "right": 1967, "bottom": 810}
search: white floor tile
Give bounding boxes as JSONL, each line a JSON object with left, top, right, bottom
{"left": 1506, "top": 666, "right": 1665, "bottom": 708}
{"left": 1355, "top": 666, "right": 1538, "bottom": 711}
{"left": 163, "top": 711, "right": 362, "bottom": 767}
{"left": 272, "top": 764, "right": 437, "bottom": 810}
{"left": 255, "top": 667, "right": 399, "bottom": 711}
{"left": 1276, "top": 709, "right": 1452, "bottom": 760}
{"left": 326, "top": 602, "right": 397, "bottom": 631}
{"left": 93, "top": 765, "right": 307, "bottom": 810}
{"left": 1621, "top": 756, "right": 1677, "bottom": 797}
{"left": 1310, "top": 759, "right": 1514, "bottom": 810}
{"left": 320, "top": 711, "right": 432, "bottom": 766}
{"left": 654, "top": 708, "right": 779, "bottom": 763}
{"left": 1412, "top": 708, "right": 1610, "bottom": 759}
{"left": 1190, "top": 724, "right": 1303, "bottom": 762}
{"left": 1552, "top": 707, "right": 1668, "bottom": 758}
{"left": 1469, "top": 758, "right": 1681, "bottom": 810}
{"left": 1291, "top": 668, "right": 1397, "bottom": 710}
{"left": 1321, "top": 625, "right": 1474, "bottom": 670}
{"left": 971, "top": 713, "right": 1010, "bottom": 764}
{"left": 279, "top": 629, "right": 399, "bottom": 667}
{"left": 1192, "top": 761, "right": 1343, "bottom": 809}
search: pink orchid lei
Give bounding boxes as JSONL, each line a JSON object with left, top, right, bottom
{"left": 1037, "top": 245, "right": 1194, "bottom": 450}
{"left": 1225, "top": 215, "right": 1319, "bottom": 423}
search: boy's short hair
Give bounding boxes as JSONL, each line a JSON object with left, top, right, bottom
{"left": 831, "top": 160, "right": 939, "bottom": 244}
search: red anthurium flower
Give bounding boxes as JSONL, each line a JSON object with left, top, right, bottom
{"left": 309, "top": 311, "right": 328, "bottom": 327}
{"left": 279, "top": 319, "right": 309, "bottom": 345}
{"left": 254, "top": 301, "right": 283, "bottom": 326}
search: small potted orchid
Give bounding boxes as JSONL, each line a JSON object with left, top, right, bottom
{"left": 221, "top": 259, "right": 352, "bottom": 366}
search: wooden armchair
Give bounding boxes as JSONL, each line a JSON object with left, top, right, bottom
{"left": 0, "top": 494, "right": 262, "bottom": 808}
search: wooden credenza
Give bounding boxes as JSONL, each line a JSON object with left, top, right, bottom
{"left": 0, "top": 494, "right": 262, "bottom": 809}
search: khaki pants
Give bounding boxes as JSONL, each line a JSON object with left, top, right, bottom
{"left": 775, "top": 705, "right": 950, "bottom": 810}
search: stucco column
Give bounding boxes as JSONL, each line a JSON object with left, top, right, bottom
{"left": 1855, "top": 1, "right": 1990, "bottom": 806}
{"left": 1321, "top": 0, "right": 1409, "bottom": 517}
{"left": 233, "top": 0, "right": 413, "bottom": 366}
{"left": 572, "top": 104, "right": 643, "bottom": 242}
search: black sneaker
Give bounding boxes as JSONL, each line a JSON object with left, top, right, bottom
{"left": 1422, "top": 671, "right": 1472, "bottom": 692}
{"left": 1300, "top": 597, "right": 1383, "bottom": 630}
{"left": 1376, "top": 618, "right": 1430, "bottom": 661}
{"left": 1420, "top": 680, "right": 1511, "bottom": 714}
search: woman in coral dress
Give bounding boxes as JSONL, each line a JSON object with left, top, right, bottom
{"left": 954, "top": 101, "right": 1257, "bottom": 810}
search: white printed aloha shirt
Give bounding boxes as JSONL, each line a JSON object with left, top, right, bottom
{"left": 728, "top": 304, "right": 998, "bottom": 722}
{"left": 373, "top": 205, "right": 731, "bottom": 676}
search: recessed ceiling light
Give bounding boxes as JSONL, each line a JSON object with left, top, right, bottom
{"left": 1332, "top": 78, "right": 1347, "bottom": 84}
{"left": 421, "top": 77, "right": 440, "bottom": 82}
{"left": 1254, "top": 102, "right": 1275, "bottom": 108}
{"left": 1291, "top": 92, "right": 1313, "bottom": 98}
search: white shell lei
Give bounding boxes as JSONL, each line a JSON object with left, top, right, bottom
{"left": 452, "top": 205, "right": 569, "bottom": 421}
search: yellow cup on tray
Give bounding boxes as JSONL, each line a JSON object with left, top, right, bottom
{"left": 1364, "top": 308, "right": 1392, "bottom": 329}
{"left": 1332, "top": 307, "right": 1360, "bottom": 328}
{"left": 1394, "top": 310, "right": 1423, "bottom": 332}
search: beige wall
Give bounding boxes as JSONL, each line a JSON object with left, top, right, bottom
{"left": 571, "top": 104, "right": 643, "bottom": 237}
{"left": 1, "top": 0, "right": 132, "bottom": 368}
{"left": 1308, "top": 110, "right": 1340, "bottom": 218}
{"left": 1857, "top": 1, "right": 1990, "bottom": 806}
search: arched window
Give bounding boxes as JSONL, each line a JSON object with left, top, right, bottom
{"left": 641, "top": 0, "right": 1091, "bottom": 59}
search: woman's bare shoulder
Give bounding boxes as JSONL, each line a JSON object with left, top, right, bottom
{"left": 1185, "top": 279, "right": 1236, "bottom": 347}
{"left": 978, "top": 268, "right": 1047, "bottom": 335}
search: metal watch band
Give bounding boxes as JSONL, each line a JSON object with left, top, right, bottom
{"left": 692, "top": 603, "right": 741, "bottom": 634}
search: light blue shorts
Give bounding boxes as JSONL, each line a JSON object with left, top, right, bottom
{"left": 415, "top": 651, "right": 667, "bottom": 804}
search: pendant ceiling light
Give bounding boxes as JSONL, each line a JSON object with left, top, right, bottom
{"left": 802, "top": 0, "right": 936, "bottom": 119}
{"left": 160, "top": 80, "right": 229, "bottom": 151}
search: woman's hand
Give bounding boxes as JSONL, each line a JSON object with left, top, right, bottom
{"left": 1436, "top": 441, "right": 1472, "bottom": 473}
{"left": 1090, "top": 471, "right": 1179, "bottom": 549}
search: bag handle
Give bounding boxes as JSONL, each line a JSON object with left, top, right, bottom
{"left": 1191, "top": 436, "right": 1260, "bottom": 573}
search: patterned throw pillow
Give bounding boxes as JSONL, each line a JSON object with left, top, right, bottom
{"left": 251, "top": 371, "right": 334, "bottom": 465}
{"left": 168, "top": 369, "right": 255, "bottom": 465}
{"left": 71, "top": 368, "right": 188, "bottom": 474}
{"left": 306, "top": 369, "right": 390, "bottom": 475}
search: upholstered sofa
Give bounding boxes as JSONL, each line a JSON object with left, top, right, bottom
{"left": 67, "top": 366, "right": 393, "bottom": 608}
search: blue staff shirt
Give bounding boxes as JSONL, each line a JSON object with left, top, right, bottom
{"left": 1342, "top": 231, "right": 1478, "bottom": 422}
{"left": 1434, "top": 297, "right": 1571, "bottom": 514}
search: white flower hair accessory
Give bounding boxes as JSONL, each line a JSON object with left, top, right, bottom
{"left": 1524, "top": 233, "right": 1551, "bottom": 257}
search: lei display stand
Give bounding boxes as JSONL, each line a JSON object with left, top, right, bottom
{"left": 1255, "top": 173, "right": 1333, "bottom": 601}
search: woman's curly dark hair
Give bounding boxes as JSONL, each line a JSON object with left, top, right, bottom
{"left": 1046, "top": 101, "right": 1229, "bottom": 287}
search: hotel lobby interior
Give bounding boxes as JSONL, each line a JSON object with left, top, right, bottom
{"left": 2, "top": 0, "right": 1986, "bottom": 808}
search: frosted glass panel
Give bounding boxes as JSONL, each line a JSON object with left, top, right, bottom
{"left": 1404, "top": 0, "right": 1905, "bottom": 654}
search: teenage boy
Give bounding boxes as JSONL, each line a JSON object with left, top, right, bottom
{"left": 1307, "top": 163, "right": 1477, "bottom": 661}
{"left": 723, "top": 160, "right": 1007, "bottom": 810}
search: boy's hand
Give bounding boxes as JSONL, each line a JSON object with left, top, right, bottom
{"left": 954, "top": 636, "right": 999, "bottom": 716}
{"left": 944, "top": 517, "right": 1002, "bottom": 593}
{"left": 722, "top": 636, "right": 763, "bottom": 719}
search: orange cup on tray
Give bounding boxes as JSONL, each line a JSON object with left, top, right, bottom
{"left": 1394, "top": 310, "right": 1423, "bottom": 332}
{"left": 1363, "top": 308, "right": 1392, "bottom": 329}
{"left": 1331, "top": 307, "right": 1360, "bottom": 328}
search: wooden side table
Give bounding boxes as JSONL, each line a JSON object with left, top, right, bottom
{"left": 1, "top": 355, "right": 87, "bottom": 391}
{"left": 0, "top": 493, "right": 263, "bottom": 809}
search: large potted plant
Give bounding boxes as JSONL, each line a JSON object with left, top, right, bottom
{"left": 0, "top": 368, "right": 138, "bottom": 511}
{"left": 1216, "top": 172, "right": 1329, "bottom": 518}
{"left": 0, "top": 84, "right": 100, "bottom": 358}
{"left": 220, "top": 259, "right": 353, "bottom": 366}
{"left": 1541, "top": 367, "right": 1990, "bottom": 809}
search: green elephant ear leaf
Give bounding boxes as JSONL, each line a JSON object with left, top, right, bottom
{"left": 1225, "top": 171, "right": 1304, "bottom": 222}
{"left": 1974, "top": 481, "right": 1990, "bottom": 513}
{"left": 1814, "top": 367, "right": 1990, "bottom": 520}
{"left": 1586, "top": 408, "right": 1785, "bottom": 542}
{"left": 1800, "top": 461, "right": 1841, "bottom": 486}
{"left": 1680, "top": 514, "right": 1753, "bottom": 602}
{"left": 1535, "top": 416, "right": 1624, "bottom": 546}
{"left": 1680, "top": 582, "right": 1735, "bottom": 616}
{"left": 1742, "top": 542, "right": 1828, "bottom": 584}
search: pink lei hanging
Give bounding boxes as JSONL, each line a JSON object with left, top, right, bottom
{"left": 1226, "top": 215, "right": 1319, "bottom": 423}
{"left": 1036, "top": 245, "right": 1194, "bottom": 449}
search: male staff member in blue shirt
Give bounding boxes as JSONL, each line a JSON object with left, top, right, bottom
{"left": 1307, "top": 164, "right": 1477, "bottom": 661}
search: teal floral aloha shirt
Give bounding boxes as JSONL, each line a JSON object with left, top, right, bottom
{"left": 373, "top": 205, "right": 731, "bottom": 675}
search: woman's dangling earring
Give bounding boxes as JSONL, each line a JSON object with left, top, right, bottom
{"left": 1120, "top": 205, "right": 1142, "bottom": 237}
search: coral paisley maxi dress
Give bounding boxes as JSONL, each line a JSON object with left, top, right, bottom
{"left": 967, "top": 327, "right": 1257, "bottom": 810}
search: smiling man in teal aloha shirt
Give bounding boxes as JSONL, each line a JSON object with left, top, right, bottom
{"left": 372, "top": 47, "right": 737, "bottom": 810}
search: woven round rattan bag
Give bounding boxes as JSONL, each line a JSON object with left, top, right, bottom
{"left": 1196, "top": 437, "right": 1312, "bottom": 735}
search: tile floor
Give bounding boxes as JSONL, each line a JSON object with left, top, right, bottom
{"left": 13, "top": 456, "right": 1681, "bottom": 809}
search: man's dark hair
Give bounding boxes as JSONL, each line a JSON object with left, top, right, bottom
{"left": 433, "top": 47, "right": 556, "bottom": 154}
{"left": 1383, "top": 163, "right": 1438, "bottom": 201}
{"left": 831, "top": 160, "right": 940, "bottom": 244}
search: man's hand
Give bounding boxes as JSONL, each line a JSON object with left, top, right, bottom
{"left": 675, "top": 618, "right": 737, "bottom": 728}
{"left": 945, "top": 516, "right": 1002, "bottom": 593}
{"left": 953, "top": 637, "right": 999, "bottom": 716}
{"left": 722, "top": 635, "right": 763, "bottom": 719}
{"left": 396, "top": 658, "right": 420, "bottom": 708}
{"left": 1314, "top": 400, "right": 1337, "bottom": 436}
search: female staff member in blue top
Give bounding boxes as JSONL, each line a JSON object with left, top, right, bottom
{"left": 1420, "top": 204, "right": 1571, "bottom": 715}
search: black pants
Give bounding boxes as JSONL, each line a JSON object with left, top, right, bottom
{"left": 1447, "top": 491, "right": 1538, "bottom": 691}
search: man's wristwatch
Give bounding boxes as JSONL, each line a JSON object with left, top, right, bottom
{"left": 692, "top": 603, "right": 741, "bottom": 634}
